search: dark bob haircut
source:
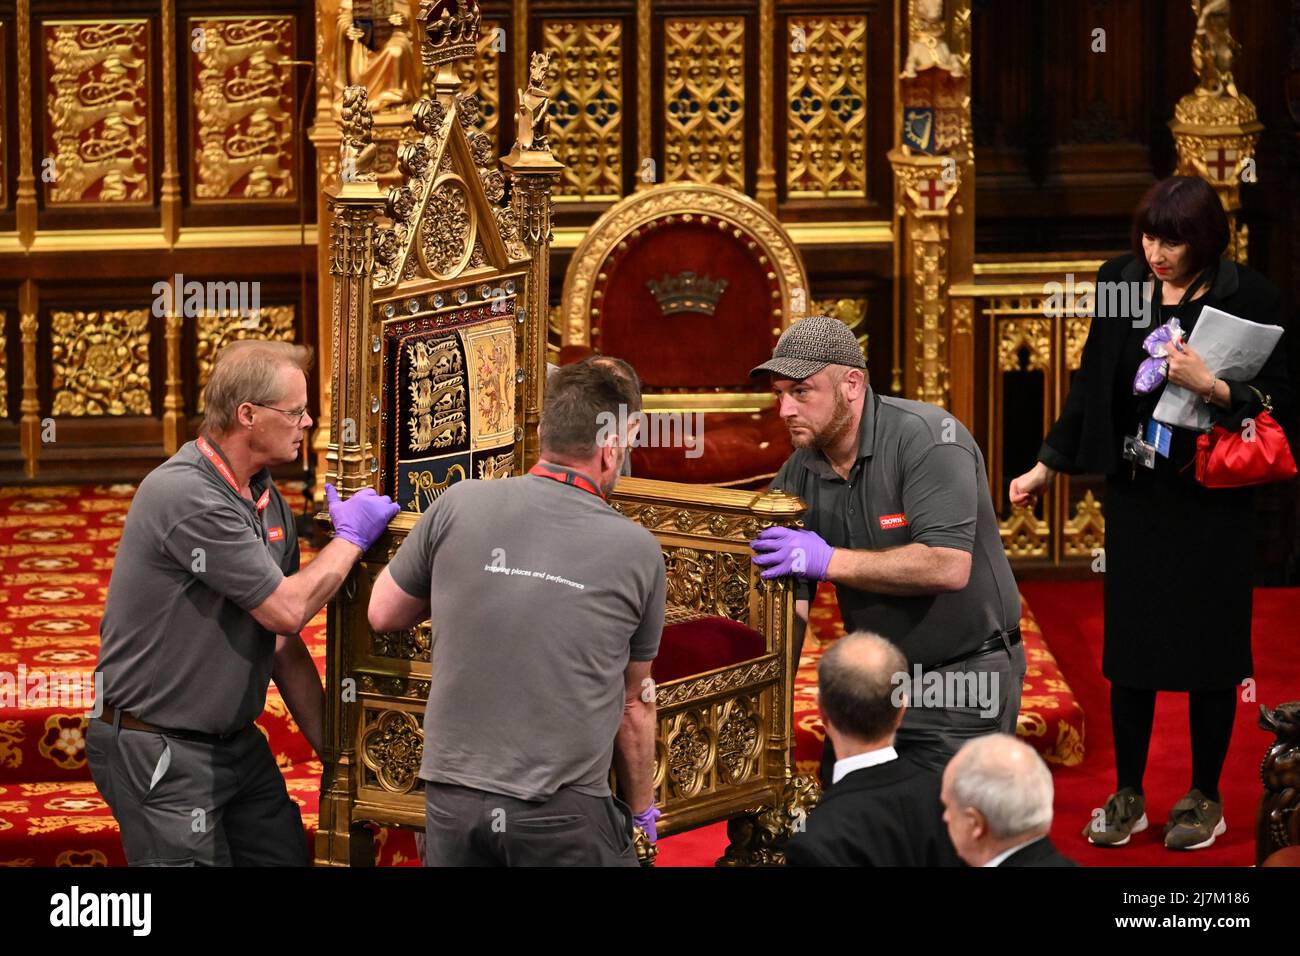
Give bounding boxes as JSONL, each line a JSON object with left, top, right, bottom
{"left": 1131, "top": 175, "right": 1229, "bottom": 279}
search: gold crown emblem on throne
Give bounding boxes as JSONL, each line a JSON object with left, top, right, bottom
{"left": 418, "top": 0, "right": 481, "bottom": 66}
{"left": 646, "top": 272, "right": 730, "bottom": 317}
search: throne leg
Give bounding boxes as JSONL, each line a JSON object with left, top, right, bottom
{"left": 716, "top": 775, "right": 822, "bottom": 867}
{"left": 314, "top": 761, "right": 376, "bottom": 867}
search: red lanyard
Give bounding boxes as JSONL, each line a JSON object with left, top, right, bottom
{"left": 197, "top": 437, "right": 270, "bottom": 513}
{"left": 528, "top": 462, "right": 605, "bottom": 500}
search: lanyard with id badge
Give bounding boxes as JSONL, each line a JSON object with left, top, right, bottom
{"left": 1122, "top": 265, "right": 1215, "bottom": 475}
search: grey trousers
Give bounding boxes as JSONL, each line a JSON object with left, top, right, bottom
{"left": 820, "top": 640, "right": 1028, "bottom": 779}
{"left": 86, "top": 715, "right": 309, "bottom": 867}
{"left": 423, "top": 781, "right": 639, "bottom": 867}
{"left": 895, "top": 640, "right": 1028, "bottom": 772}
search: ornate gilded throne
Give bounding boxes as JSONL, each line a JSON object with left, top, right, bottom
{"left": 559, "top": 183, "right": 811, "bottom": 487}
{"left": 316, "top": 2, "right": 816, "bottom": 867}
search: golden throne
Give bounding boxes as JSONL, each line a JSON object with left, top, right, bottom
{"left": 559, "top": 183, "right": 811, "bottom": 487}
{"left": 316, "top": 3, "right": 816, "bottom": 868}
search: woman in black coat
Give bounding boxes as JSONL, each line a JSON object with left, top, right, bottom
{"left": 1010, "top": 176, "right": 1293, "bottom": 851}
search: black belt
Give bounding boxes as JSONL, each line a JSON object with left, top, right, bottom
{"left": 930, "top": 626, "right": 1021, "bottom": 671}
{"left": 98, "top": 703, "right": 249, "bottom": 745}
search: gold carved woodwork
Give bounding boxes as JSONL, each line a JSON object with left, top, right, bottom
{"left": 195, "top": 306, "right": 297, "bottom": 411}
{"left": 1064, "top": 316, "right": 1090, "bottom": 372}
{"left": 542, "top": 20, "right": 623, "bottom": 201}
{"left": 429, "top": 19, "right": 502, "bottom": 137}
{"left": 997, "top": 318, "right": 1052, "bottom": 373}
{"left": 662, "top": 546, "right": 750, "bottom": 624}
{"left": 787, "top": 16, "right": 867, "bottom": 197}
{"left": 999, "top": 504, "right": 1049, "bottom": 560}
{"left": 663, "top": 17, "right": 745, "bottom": 190}
{"left": 359, "top": 708, "right": 423, "bottom": 794}
{"left": 716, "top": 696, "right": 763, "bottom": 785}
{"left": 902, "top": 0, "right": 965, "bottom": 78}
{"left": 50, "top": 309, "right": 151, "bottom": 416}
{"left": 371, "top": 84, "right": 516, "bottom": 290}
{"left": 335, "top": 0, "right": 419, "bottom": 113}
{"left": 1062, "top": 489, "right": 1105, "bottom": 558}
{"left": 191, "top": 16, "right": 296, "bottom": 201}
{"left": 561, "top": 183, "right": 808, "bottom": 351}
{"left": 1190, "top": 0, "right": 1240, "bottom": 99}
{"left": 0, "top": 20, "right": 6, "bottom": 208}
{"left": 662, "top": 696, "right": 767, "bottom": 796}
{"left": 44, "top": 20, "right": 151, "bottom": 204}
{"left": 1168, "top": 2, "right": 1261, "bottom": 264}
{"left": 371, "top": 621, "right": 431, "bottom": 661}
{"left": 719, "top": 774, "right": 822, "bottom": 866}
{"left": 0, "top": 314, "right": 7, "bottom": 419}
{"left": 813, "top": 298, "right": 869, "bottom": 355}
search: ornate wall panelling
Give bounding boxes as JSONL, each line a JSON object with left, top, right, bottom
{"left": 661, "top": 11, "right": 747, "bottom": 192}
{"left": 784, "top": 12, "right": 868, "bottom": 199}
{"left": 0, "top": 16, "right": 8, "bottom": 215}
{"left": 952, "top": 258, "right": 1109, "bottom": 570}
{"left": 536, "top": 10, "right": 629, "bottom": 203}
{"left": 39, "top": 13, "right": 155, "bottom": 228}
{"left": 187, "top": 14, "right": 298, "bottom": 205}
{"left": 888, "top": 0, "right": 973, "bottom": 413}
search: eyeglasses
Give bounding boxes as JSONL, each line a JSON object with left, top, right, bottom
{"left": 252, "top": 402, "right": 309, "bottom": 426}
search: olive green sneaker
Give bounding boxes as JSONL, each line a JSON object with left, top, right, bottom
{"left": 1164, "top": 789, "right": 1226, "bottom": 850}
{"left": 1083, "top": 787, "right": 1148, "bottom": 846}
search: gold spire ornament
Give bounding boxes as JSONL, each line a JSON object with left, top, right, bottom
{"left": 1168, "top": 0, "right": 1262, "bottom": 263}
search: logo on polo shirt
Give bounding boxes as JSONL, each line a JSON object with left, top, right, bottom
{"left": 267, "top": 526, "right": 284, "bottom": 542}
{"left": 879, "top": 513, "right": 908, "bottom": 530}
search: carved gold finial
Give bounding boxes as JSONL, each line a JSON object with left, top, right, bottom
{"left": 902, "top": 0, "right": 963, "bottom": 79}
{"left": 513, "top": 51, "right": 554, "bottom": 152}
{"left": 339, "top": 85, "right": 378, "bottom": 182}
{"left": 418, "top": 0, "right": 481, "bottom": 68}
{"left": 1192, "top": 0, "right": 1239, "bottom": 99}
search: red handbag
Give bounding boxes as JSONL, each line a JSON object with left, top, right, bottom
{"left": 1195, "top": 387, "right": 1298, "bottom": 488}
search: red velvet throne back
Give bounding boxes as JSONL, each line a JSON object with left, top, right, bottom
{"left": 559, "top": 184, "right": 811, "bottom": 486}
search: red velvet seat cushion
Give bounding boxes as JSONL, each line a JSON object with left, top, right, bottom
{"left": 652, "top": 612, "right": 768, "bottom": 684}
{"left": 630, "top": 411, "right": 790, "bottom": 486}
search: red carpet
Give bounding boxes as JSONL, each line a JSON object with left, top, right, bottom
{"left": 1019, "top": 580, "right": 1300, "bottom": 867}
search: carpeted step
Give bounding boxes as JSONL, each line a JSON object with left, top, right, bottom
{"left": 0, "top": 767, "right": 421, "bottom": 867}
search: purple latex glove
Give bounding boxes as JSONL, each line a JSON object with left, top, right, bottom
{"left": 326, "top": 483, "right": 400, "bottom": 551}
{"left": 1134, "top": 318, "right": 1184, "bottom": 394}
{"left": 634, "top": 806, "right": 661, "bottom": 843}
{"left": 750, "top": 526, "right": 833, "bottom": 581}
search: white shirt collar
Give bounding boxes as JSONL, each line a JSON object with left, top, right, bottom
{"left": 983, "top": 836, "right": 1042, "bottom": 868}
{"left": 831, "top": 745, "right": 898, "bottom": 784}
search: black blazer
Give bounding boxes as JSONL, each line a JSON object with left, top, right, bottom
{"left": 997, "top": 835, "right": 1079, "bottom": 867}
{"left": 1040, "top": 254, "right": 1292, "bottom": 476}
{"left": 784, "top": 755, "right": 962, "bottom": 867}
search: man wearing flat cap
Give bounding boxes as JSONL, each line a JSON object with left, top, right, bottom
{"left": 750, "top": 315, "right": 1024, "bottom": 777}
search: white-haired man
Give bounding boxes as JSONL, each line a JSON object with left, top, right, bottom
{"left": 940, "top": 733, "right": 1078, "bottom": 867}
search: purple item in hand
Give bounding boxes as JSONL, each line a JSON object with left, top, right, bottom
{"left": 749, "top": 526, "right": 834, "bottom": 581}
{"left": 1133, "top": 318, "right": 1184, "bottom": 394}
{"left": 325, "top": 483, "right": 400, "bottom": 551}
{"left": 633, "top": 806, "right": 661, "bottom": 843}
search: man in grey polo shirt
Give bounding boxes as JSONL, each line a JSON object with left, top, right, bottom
{"left": 749, "top": 316, "right": 1025, "bottom": 774}
{"left": 368, "top": 356, "right": 665, "bottom": 866}
{"left": 89, "top": 340, "right": 398, "bottom": 866}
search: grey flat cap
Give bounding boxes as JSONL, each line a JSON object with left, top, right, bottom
{"left": 749, "top": 314, "right": 866, "bottom": 380}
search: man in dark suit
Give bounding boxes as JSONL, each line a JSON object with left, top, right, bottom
{"left": 785, "top": 632, "right": 961, "bottom": 866}
{"left": 940, "top": 734, "right": 1079, "bottom": 867}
